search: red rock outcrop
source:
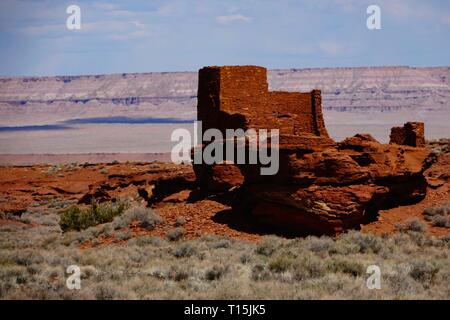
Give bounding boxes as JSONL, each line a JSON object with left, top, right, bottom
{"left": 193, "top": 65, "right": 433, "bottom": 234}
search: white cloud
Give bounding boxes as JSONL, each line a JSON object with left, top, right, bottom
{"left": 215, "top": 14, "right": 251, "bottom": 25}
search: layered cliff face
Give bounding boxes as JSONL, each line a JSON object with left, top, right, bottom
{"left": 268, "top": 67, "right": 450, "bottom": 112}
{"left": 193, "top": 65, "right": 432, "bottom": 235}
{"left": 0, "top": 66, "right": 449, "bottom": 129}
{"left": 0, "top": 72, "right": 198, "bottom": 126}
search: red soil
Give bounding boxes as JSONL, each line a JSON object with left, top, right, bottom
{"left": 1, "top": 154, "right": 449, "bottom": 246}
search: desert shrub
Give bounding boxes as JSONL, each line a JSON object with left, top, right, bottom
{"left": 112, "top": 206, "right": 162, "bottom": 231}
{"left": 116, "top": 231, "right": 132, "bottom": 241}
{"left": 395, "top": 219, "right": 427, "bottom": 233}
{"left": 268, "top": 254, "right": 295, "bottom": 273}
{"left": 209, "top": 239, "right": 231, "bottom": 249}
{"left": 423, "top": 202, "right": 450, "bottom": 217}
{"left": 424, "top": 207, "right": 443, "bottom": 218}
{"left": 80, "top": 266, "right": 98, "bottom": 279}
{"left": 38, "top": 215, "right": 59, "bottom": 227}
{"left": 205, "top": 265, "right": 228, "bottom": 281}
{"left": 92, "top": 200, "right": 128, "bottom": 224}
{"left": 0, "top": 224, "right": 25, "bottom": 233}
{"left": 173, "top": 243, "right": 196, "bottom": 258}
{"left": 59, "top": 206, "right": 95, "bottom": 232}
{"left": 327, "top": 257, "right": 364, "bottom": 277}
{"left": 423, "top": 202, "right": 450, "bottom": 228}
{"left": 306, "top": 236, "right": 336, "bottom": 254}
{"left": 175, "top": 216, "right": 187, "bottom": 226}
{"left": 59, "top": 200, "right": 129, "bottom": 232}
{"left": 342, "top": 231, "right": 383, "bottom": 254}
{"left": 239, "top": 253, "right": 251, "bottom": 264}
{"left": 166, "top": 227, "right": 184, "bottom": 241}
{"left": 168, "top": 266, "right": 189, "bottom": 281}
{"left": 134, "top": 236, "right": 165, "bottom": 247}
{"left": 255, "top": 240, "right": 276, "bottom": 257}
{"left": 94, "top": 283, "right": 124, "bottom": 300}
{"left": 13, "top": 250, "right": 44, "bottom": 266}
{"left": 292, "top": 255, "right": 326, "bottom": 280}
{"left": 385, "top": 273, "right": 419, "bottom": 296}
{"left": 99, "top": 224, "right": 113, "bottom": 237}
{"left": 409, "top": 260, "right": 440, "bottom": 285}
{"left": 251, "top": 264, "right": 271, "bottom": 281}
{"left": 431, "top": 215, "right": 450, "bottom": 228}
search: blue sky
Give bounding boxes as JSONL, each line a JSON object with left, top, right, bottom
{"left": 0, "top": 0, "right": 449, "bottom": 76}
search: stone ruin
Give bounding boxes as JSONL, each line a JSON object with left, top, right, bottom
{"left": 197, "top": 65, "right": 329, "bottom": 138}
{"left": 390, "top": 122, "right": 426, "bottom": 147}
{"left": 193, "top": 66, "right": 431, "bottom": 234}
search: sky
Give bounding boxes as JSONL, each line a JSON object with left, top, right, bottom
{"left": 0, "top": 0, "right": 449, "bottom": 76}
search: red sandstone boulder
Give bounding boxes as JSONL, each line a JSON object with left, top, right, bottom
{"left": 249, "top": 184, "right": 389, "bottom": 234}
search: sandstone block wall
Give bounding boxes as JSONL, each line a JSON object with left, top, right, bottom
{"left": 197, "top": 65, "right": 330, "bottom": 138}
{"left": 389, "top": 122, "right": 425, "bottom": 147}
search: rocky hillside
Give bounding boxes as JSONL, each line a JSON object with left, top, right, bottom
{"left": 0, "top": 66, "right": 449, "bottom": 127}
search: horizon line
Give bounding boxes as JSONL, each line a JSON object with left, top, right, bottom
{"left": 1, "top": 65, "right": 450, "bottom": 79}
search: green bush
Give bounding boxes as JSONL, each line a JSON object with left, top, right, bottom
{"left": 59, "top": 200, "right": 129, "bottom": 232}
{"left": 59, "top": 206, "right": 95, "bottom": 232}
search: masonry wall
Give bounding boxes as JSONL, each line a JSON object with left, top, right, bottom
{"left": 389, "top": 122, "right": 425, "bottom": 147}
{"left": 197, "top": 65, "right": 330, "bottom": 138}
